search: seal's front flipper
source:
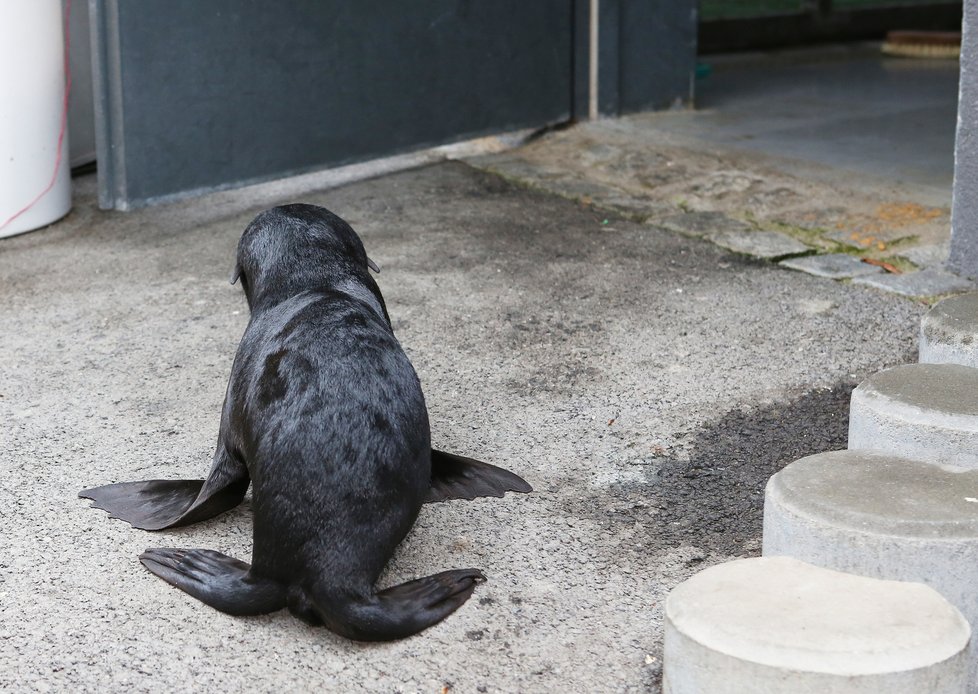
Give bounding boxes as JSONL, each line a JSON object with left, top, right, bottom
{"left": 80, "top": 479, "right": 205, "bottom": 530}
{"left": 140, "top": 548, "right": 286, "bottom": 616}
{"left": 79, "top": 449, "right": 249, "bottom": 530}
{"left": 427, "top": 448, "right": 532, "bottom": 503}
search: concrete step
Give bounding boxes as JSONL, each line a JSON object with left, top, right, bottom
{"left": 848, "top": 363, "right": 978, "bottom": 467}
{"left": 763, "top": 449, "right": 978, "bottom": 689}
{"left": 921, "top": 293, "right": 978, "bottom": 367}
{"left": 663, "top": 556, "right": 969, "bottom": 693}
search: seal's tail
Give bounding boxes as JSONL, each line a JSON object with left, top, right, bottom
{"left": 313, "top": 569, "right": 486, "bottom": 641}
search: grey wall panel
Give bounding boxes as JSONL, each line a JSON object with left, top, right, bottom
{"left": 618, "top": 0, "right": 696, "bottom": 113}
{"left": 572, "top": 0, "right": 591, "bottom": 119}
{"left": 594, "top": 0, "right": 696, "bottom": 117}
{"left": 94, "top": 0, "right": 574, "bottom": 208}
{"left": 597, "top": 0, "right": 620, "bottom": 116}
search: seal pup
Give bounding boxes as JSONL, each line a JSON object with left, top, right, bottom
{"left": 79, "top": 204, "right": 531, "bottom": 641}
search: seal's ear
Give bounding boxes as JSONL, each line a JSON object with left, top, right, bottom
{"left": 367, "top": 256, "right": 381, "bottom": 274}
{"left": 229, "top": 262, "right": 242, "bottom": 285}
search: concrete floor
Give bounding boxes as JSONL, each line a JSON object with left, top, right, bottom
{"left": 1, "top": 158, "right": 923, "bottom": 691}
{"left": 691, "top": 44, "right": 959, "bottom": 200}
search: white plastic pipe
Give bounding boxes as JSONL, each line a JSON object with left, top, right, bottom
{"left": 0, "top": 0, "right": 72, "bottom": 238}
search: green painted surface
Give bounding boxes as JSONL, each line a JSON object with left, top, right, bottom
{"left": 834, "top": 0, "right": 942, "bottom": 7}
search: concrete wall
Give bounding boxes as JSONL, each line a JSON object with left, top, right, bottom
{"left": 950, "top": 0, "right": 978, "bottom": 279}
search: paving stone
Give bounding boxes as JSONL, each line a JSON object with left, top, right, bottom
{"left": 901, "top": 242, "right": 950, "bottom": 269}
{"left": 764, "top": 449, "right": 978, "bottom": 690}
{"left": 664, "top": 556, "right": 969, "bottom": 694}
{"left": 708, "top": 229, "right": 811, "bottom": 260}
{"left": 551, "top": 178, "right": 625, "bottom": 198}
{"left": 654, "top": 211, "right": 752, "bottom": 239}
{"left": 472, "top": 153, "right": 564, "bottom": 183}
{"left": 920, "top": 292, "right": 978, "bottom": 367}
{"left": 848, "top": 363, "right": 978, "bottom": 467}
{"left": 598, "top": 193, "right": 676, "bottom": 218}
{"left": 852, "top": 268, "right": 975, "bottom": 297}
{"left": 471, "top": 160, "right": 676, "bottom": 219}
{"left": 780, "top": 253, "right": 883, "bottom": 279}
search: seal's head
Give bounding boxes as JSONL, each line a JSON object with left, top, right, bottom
{"left": 231, "top": 204, "right": 380, "bottom": 310}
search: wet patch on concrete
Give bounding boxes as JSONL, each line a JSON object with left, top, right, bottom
{"left": 566, "top": 382, "right": 857, "bottom": 558}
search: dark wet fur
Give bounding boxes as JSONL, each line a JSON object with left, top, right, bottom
{"left": 80, "top": 204, "right": 531, "bottom": 641}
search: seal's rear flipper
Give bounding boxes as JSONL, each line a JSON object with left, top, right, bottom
{"left": 318, "top": 568, "right": 485, "bottom": 641}
{"left": 427, "top": 448, "right": 533, "bottom": 503}
{"left": 140, "top": 548, "right": 287, "bottom": 616}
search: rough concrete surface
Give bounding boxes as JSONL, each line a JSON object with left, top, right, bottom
{"left": 0, "top": 162, "right": 923, "bottom": 692}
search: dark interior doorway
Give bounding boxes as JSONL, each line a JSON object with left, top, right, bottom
{"left": 692, "top": 1, "right": 962, "bottom": 200}
{"left": 699, "top": 0, "right": 962, "bottom": 53}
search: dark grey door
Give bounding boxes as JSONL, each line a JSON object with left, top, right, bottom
{"left": 92, "top": 1, "right": 576, "bottom": 209}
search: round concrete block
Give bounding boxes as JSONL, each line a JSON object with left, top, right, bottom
{"left": 664, "top": 556, "right": 970, "bottom": 694}
{"left": 848, "top": 363, "right": 978, "bottom": 467}
{"left": 921, "top": 293, "right": 978, "bottom": 367}
{"left": 764, "top": 451, "right": 978, "bottom": 661}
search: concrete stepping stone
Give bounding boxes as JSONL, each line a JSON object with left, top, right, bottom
{"left": 664, "top": 556, "right": 969, "bottom": 693}
{"left": 921, "top": 292, "right": 978, "bottom": 367}
{"left": 848, "top": 363, "right": 978, "bottom": 467}
{"left": 764, "top": 449, "right": 978, "bottom": 689}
